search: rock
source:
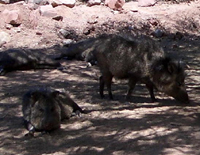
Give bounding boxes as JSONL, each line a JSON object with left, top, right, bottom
{"left": 87, "top": 15, "right": 98, "bottom": 24}
{"left": 61, "top": 0, "right": 76, "bottom": 8}
{"left": 39, "top": 5, "right": 58, "bottom": 17}
{"left": 83, "top": 27, "right": 91, "bottom": 35}
{"left": 63, "top": 39, "right": 75, "bottom": 46}
{"left": 138, "top": 0, "right": 156, "bottom": 7}
{"left": 5, "top": 24, "right": 13, "bottom": 30}
{"left": 87, "top": 0, "right": 101, "bottom": 6}
{"left": 0, "top": 31, "right": 10, "bottom": 47}
{"left": 58, "top": 28, "right": 77, "bottom": 39}
{"left": 153, "top": 29, "right": 165, "bottom": 38}
{"left": 105, "top": 0, "right": 125, "bottom": 10}
{"left": 13, "top": 27, "right": 21, "bottom": 33}
{"left": 51, "top": 0, "right": 62, "bottom": 7}
{"left": 1, "top": 9, "right": 22, "bottom": 26}
{"left": 25, "top": 0, "right": 49, "bottom": 5}
{"left": 51, "top": 0, "right": 75, "bottom": 8}
{"left": 83, "top": 26, "right": 95, "bottom": 35}
{"left": 148, "top": 18, "right": 159, "bottom": 26}
{"left": 52, "top": 15, "right": 63, "bottom": 21}
{"left": 59, "top": 29, "right": 71, "bottom": 38}
{"left": 29, "top": 9, "right": 40, "bottom": 29}
{"left": 0, "top": 0, "right": 10, "bottom": 3}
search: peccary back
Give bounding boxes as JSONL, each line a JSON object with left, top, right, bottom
{"left": 22, "top": 87, "right": 83, "bottom": 134}
{"left": 93, "top": 34, "right": 189, "bottom": 104}
{"left": 0, "top": 49, "right": 61, "bottom": 75}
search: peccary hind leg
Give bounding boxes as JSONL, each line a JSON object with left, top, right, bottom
{"left": 100, "top": 76, "right": 105, "bottom": 98}
{"left": 100, "top": 73, "right": 113, "bottom": 99}
{"left": 126, "top": 78, "right": 137, "bottom": 100}
{"left": 145, "top": 82, "right": 156, "bottom": 102}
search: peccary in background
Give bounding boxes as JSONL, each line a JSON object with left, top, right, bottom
{"left": 0, "top": 49, "right": 61, "bottom": 75}
{"left": 55, "top": 38, "right": 97, "bottom": 65}
{"left": 22, "top": 87, "right": 84, "bottom": 136}
{"left": 92, "top": 34, "right": 189, "bottom": 104}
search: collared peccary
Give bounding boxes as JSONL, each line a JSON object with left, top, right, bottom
{"left": 0, "top": 49, "right": 61, "bottom": 75}
{"left": 92, "top": 34, "right": 189, "bottom": 104}
{"left": 55, "top": 38, "right": 97, "bottom": 65}
{"left": 22, "top": 87, "right": 84, "bottom": 136}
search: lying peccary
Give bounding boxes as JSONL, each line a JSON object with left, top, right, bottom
{"left": 0, "top": 49, "right": 61, "bottom": 75}
{"left": 55, "top": 38, "right": 97, "bottom": 65}
{"left": 22, "top": 88, "right": 84, "bottom": 136}
{"left": 92, "top": 34, "right": 189, "bottom": 104}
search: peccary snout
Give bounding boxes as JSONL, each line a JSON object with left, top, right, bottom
{"left": 151, "top": 58, "right": 189, "bottom": 104}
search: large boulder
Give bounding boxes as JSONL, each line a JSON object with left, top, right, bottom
{"left": 39, "top": 5, "right": 58, "bottom": 17}
{"left": 138, "top": 0, "right": 156, "bottom": 7}
{"left": 0, "top": 0, "right": 10, "bottom": 3}
{"left": 1, "top": 9, "right": 22, "bottom": 26}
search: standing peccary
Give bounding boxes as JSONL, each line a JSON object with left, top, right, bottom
{"left": 0, "top": 49, "right": 61, "bottom": 75}
{"left": 92, "top": 34, "right": 189, "bottom": 104}
{"left": 22, "top": 87, "right": 84, "bottom": 136}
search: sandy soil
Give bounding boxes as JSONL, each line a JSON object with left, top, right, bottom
{"left": 0, "top": 0, "right": 200, "bottom": 155}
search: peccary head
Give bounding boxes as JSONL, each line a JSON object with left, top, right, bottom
{"left": 29, "top": 91, "right": 61, "bottom": 131}
{"left": 151, "top": 57, "right": 189, "bottom": 104}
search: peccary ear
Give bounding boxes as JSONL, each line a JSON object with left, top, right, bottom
{"left": 155, "top": 65, "right": 164, "bottom": 72}
{"left": 167, "top": 61, "right": 178, "bottom": 74}
{"left": 51, "top": 91, "right": 60, "bottom": 98}
{"left": 31, "top": 92, "right": 39, "bottom": 100}
{"left": 30, "top": 91, "right": 42, "bottom": 106}
{"left": 168, "top": 60, "right": 184, "bottom": 74}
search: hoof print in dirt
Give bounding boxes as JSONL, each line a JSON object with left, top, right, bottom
{"left": 91, "top": 34, "right": 189, "bottom": 104}
{"left": 0, "top": 49, "right": 61, "bottom": 75}
{"left": 22, "top": 87, "right": 85, "bottom": 135}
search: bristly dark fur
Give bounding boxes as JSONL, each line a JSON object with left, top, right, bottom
{"left": 0, "top": 49, "right": 61, "bottom": 75}
{"left": 22, "top": 87, "right": 84, "bottom": 136}
{"left": 89, "top": 34, "right": 189, "bottom": 103}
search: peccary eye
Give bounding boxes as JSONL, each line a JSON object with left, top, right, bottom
{"left": 51, "top": 108, "right": 55, "bottom": 112}
{"left": 39, "top": 108, "right": 44, "bottom": 112}
{"left": 177, "top": 82, "right": 183, "bottom": 86}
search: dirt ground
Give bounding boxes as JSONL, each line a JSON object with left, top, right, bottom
{"left": 1, "top": 0, "right": 200, "bottom": 155}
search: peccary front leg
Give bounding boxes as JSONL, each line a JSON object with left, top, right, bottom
{"left": 100, "top": 74, "right": 113, "bottom": 99}
{"left": 145, "top": 82, "right": 156, "bottom": 102}
{"left": 100, "top": 76, "right": 105, "bottom": 98}
{"left": 0, "top": 66, "right": 7, "bottom": 76}
{"left": 126, "top": 78, "right": 137, "bottom": 100}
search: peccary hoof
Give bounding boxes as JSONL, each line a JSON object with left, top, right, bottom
{"left": 72, "top": 110, "right": 82, "bottom": 117}
{"left": 0, "top": 67, "right": 6, "bottom": 76}
{"left": 151, "top": 98, "right": 157, "bottom": 103}
{"left": 25, "top": 132, "right": 34, "bottom": 137}
{"left": 125, "top": 95, "right": 131, "bottom": 101}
